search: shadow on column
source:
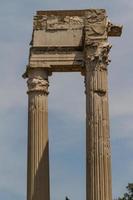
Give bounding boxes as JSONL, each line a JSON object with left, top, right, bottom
{"left": 32, "top": 142, "right": 50, "bottom": 200}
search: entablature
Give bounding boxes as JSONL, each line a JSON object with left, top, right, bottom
{"left": 23, "top": 9, "right": 122, "bottom": 78}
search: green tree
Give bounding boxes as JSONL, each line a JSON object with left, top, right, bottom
{"left": 119, "top": 183, "right": 133, "bottom": 200}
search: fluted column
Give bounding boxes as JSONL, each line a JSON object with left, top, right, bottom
{"left": 27, "top": 68, "right": 50, "bottom": 200}
{"left": 85, "top": 42, "right": 112, "bottom": 200}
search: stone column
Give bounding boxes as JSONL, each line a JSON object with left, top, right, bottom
{"left": 27, "top": 68, "right": 50, "bottom": 200}
{"left": 85, "top": 42, "right": 112, "bottom": 200}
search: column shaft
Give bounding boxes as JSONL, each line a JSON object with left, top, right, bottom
{"left": 27, "top": 69, "right": 50, "bottom": 200}
{"left": 85, "top": 43, "right": 112, "bottom": 200}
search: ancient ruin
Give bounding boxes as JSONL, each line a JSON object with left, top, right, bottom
{"left": 23, "top": 9, "right": 122, "bottom": 200}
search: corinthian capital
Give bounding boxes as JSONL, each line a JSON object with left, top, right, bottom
{"left": 27, "top": 71, "right": 49, "bottom": 94}
{"left": 85, "top": 42, "right": 112, "bottom": 71}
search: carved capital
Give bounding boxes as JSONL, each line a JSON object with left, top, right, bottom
{"left": 27, "top": 77, "right": 49, "bottom": 94}
{"left": 85, "top": 42, "right": 112, "bottom": 71}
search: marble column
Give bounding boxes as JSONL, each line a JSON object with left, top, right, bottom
{"left": 85, "top": 42, "right": 112, "bottom": 200}
{"left": 27, "top": 68, "right": 50, "bottom": 200}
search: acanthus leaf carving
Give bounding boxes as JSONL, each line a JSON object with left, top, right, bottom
{"left": 27, "top": 77, "right": 49, "bottom": 94}
{"left": 85, "top": 42, "right": 112, "bottom": 71}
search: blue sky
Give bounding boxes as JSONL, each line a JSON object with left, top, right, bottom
{"left": 0, "top": 0, "right": 133, "bottom": 200}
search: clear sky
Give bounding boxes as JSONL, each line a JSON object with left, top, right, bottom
{"left": 0, "top": 0, "right": 133, "bottom": 200}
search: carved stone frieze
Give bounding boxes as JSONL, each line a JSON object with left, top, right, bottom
{"left": 85, "top": 9, "right": 107, "bottom": 41}
{"left": 33, "top": 14, "right": 84, "bottom": 31}
{"left": 46, "top": 16, "right": 69, "bottom": 30}
{"left": 85, "top": 25, "right": 106, "bottom": 37}
{"left": 47, "top": 16, "right": 84, "bottom": 30}
{"left": 33, "top": 15, "right": 47, "bottom": 30}
{"left": 85, "top": 9, "right": 106, "bottom": 23}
